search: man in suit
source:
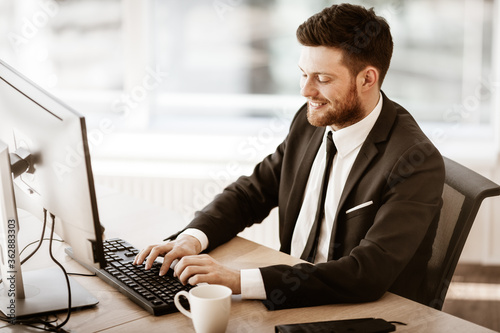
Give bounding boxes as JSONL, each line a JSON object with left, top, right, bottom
{"left": 134, "top": 4, "right": 445, "bottom": 309}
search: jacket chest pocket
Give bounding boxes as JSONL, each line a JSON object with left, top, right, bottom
{"left": 338, "top": 203, "right": 377, "bottom": 253}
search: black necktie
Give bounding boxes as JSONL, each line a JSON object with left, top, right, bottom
{"left": 300, "top": 131, "right": 336, "bottom": 263}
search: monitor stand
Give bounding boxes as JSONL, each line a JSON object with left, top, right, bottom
{"left": 0, "top": 267, "right": 98, "bottom": 318}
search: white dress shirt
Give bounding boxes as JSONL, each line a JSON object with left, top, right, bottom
{"left": 184, "top": 93, "right": 383, "bottom": 299}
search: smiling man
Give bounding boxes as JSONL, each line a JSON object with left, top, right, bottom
{"left": 135, "top": 3, "right": 445, "bottom": 309}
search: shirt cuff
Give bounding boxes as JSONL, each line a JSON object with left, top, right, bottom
{"left": 240, "top": 269, "right": 267, "bottom": 300}
{"left": 178, "top": 228, "right": 209, "bottom": 252}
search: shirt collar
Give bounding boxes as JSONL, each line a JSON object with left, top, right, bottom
{"left": 325, "top": 92, "right": 383, "bottom": 158}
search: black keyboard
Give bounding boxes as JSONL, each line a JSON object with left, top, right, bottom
{"left": 98, "top": 238, "right": 192, "bottom": 316}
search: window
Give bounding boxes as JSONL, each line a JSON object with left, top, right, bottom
{"left": 2, "top": 0, "right": 122, "bottom": 91}
{"left": 383, "top": 0, "right": 495, "bottom": 126}
{"left": 150, "top": 0, "right": 497, "bottom": 132}
{"left": 149, "top": 0, "right": 330, "bottom": 134}
{"left": 0, "top": 0, "right": 497, "bottom": 140}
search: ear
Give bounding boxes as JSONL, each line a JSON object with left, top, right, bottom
{"left": 358, "top": 66, "right": 379, "bottom": 92}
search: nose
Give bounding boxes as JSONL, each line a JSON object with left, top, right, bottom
{"left": 300, "top": 77, "right": 317, "bottom": 98}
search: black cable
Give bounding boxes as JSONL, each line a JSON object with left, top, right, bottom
{"left": 20, "top": 238, "right": 64, "bottom": 258}
{"left": 18, "top": 222, "right": 92, "bottom": 279}
{"left": 2, "top": 209, "right": 72, "bottom": 332}
{"left": 0, "top": 210, "right": 57, "bottom": 285}
{"left": 0, "top": 314, "right": 64, "bottom": 332}
{"left": 48, "top": 213, "right": 72, "bottom": 331}
{"left": 20, "top": 209, "right": 48, "bottom": 265}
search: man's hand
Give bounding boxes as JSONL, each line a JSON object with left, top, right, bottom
{"left": 174, "top": 254, "right": 241, "bottom": 294}
{"left": 133, "top": 235, "right": 202, "bottom": 276}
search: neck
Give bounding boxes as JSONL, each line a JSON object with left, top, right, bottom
{"left": 360, "top": 90, "right": 381, "bottom": 118}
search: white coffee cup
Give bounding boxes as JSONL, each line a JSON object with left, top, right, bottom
{"left": 174, "top": 284, "right": 232, "bottom": 333}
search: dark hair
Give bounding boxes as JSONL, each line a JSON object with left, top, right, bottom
{"left": 296, "top": 3, "right": 393, "bottom": 86}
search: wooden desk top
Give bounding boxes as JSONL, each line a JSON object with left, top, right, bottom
{"left": 2, "top": 190, "right": 496, "bottom": 332}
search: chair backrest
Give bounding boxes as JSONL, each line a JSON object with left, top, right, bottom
{"left": 425, "top": 156, "right": 500, "bottom": 310}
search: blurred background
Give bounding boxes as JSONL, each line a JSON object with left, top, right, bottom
{"left": 1, "top": 0, "right": 499, "bottom": 329}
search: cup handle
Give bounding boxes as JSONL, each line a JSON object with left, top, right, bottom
{"left": 174, "top": 290, "right": 192, "bottom": 318}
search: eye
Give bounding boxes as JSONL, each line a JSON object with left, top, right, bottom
{"left": 317, "top": 75, "right": 330, "bottom": 83}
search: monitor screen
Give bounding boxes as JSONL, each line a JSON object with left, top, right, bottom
{"left": 0, "top": 59, "right": 105, "bottom": 271}
{"left": 0, "top": 59, "right": 105, "bottom": 319}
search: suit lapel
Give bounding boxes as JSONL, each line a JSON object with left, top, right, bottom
{"left": 281, "top": 126, "right": 324, "bottom": 252}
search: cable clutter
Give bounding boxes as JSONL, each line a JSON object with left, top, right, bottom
{"left": 0, "top": 209, "right": 72, "bottom": 332}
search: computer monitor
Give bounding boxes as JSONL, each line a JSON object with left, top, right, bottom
{"left": 0, "top": 59, "right": 104, "bottom": 318}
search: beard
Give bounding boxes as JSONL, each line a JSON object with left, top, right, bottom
{"left": 306, "top": 82, "right": 365, "bottom": 129}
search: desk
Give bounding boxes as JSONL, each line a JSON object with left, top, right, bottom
{"left": 1, "top": 190, "right": 496, "bottom": 332}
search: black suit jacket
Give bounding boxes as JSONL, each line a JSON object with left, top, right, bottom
{"left": 180, "top": 92, "right": 445, "bottom": 310}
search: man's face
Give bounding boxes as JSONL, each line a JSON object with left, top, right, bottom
{"left": 299, "top": 46, "right": 365, "bottom": 129}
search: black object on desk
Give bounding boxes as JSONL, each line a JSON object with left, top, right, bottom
{"left": 275, "top": 317, "right": 396, "bottom": 333}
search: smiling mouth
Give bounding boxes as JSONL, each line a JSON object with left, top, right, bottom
{"left": 308, "top": 101, "right": 328, "bottom": 108}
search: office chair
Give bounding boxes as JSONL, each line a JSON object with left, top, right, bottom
{"left": 425, "top": 156, "right": 500, "bottom": 310}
